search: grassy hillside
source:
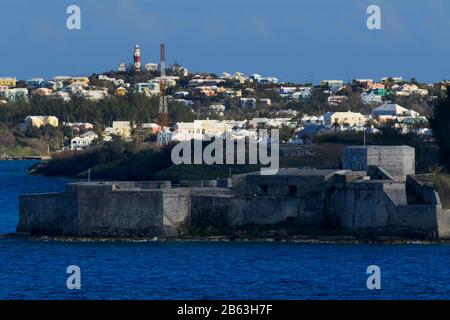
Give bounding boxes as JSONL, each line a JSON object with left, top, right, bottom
{"left": 154, "top": 143, "right": 344, "bottom": 180}
{"left": 31, "top": 142, "right": 345, "bottom": 181}
{"left": 0, "top": 138, "right": 49, "bottom": 158}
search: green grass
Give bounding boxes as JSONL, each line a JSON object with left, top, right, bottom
{"left": 0, "top": 145, "right": 44, "bottom": 157}
{"left": 34, "top": 141, "right": 346, "bottom": 181}
{"left": 154, "top": 164, "right": 261, "bottom": 181}
{"left": 281, "top": 143, "right": 344, "bottom": 169}
{"left": 154, "top": 143, "right": 344, "bottom": 181}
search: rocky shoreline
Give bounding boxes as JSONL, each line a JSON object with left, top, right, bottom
{"left": 0, "top": 155, "right": 51, "bottom": 161}
{"left": 4, "top": 233, "right": 450, "bottom": 245}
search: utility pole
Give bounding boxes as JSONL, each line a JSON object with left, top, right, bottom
{"left": 363, "top": 126, "right": 366, "bottom": 146}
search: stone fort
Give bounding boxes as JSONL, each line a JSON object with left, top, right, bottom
{"left": 17, "top": 145, "right": 450, "bottom": 239}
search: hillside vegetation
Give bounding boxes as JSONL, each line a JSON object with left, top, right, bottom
{"left": 31, "top": 141, "right": 345, "bottom": 181}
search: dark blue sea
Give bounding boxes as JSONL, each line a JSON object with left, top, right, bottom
{"left": 0, "top": 161, "right": 449, "bottom": 300}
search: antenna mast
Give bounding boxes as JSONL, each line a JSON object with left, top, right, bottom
{"left": 158, "top": 43, "right": 169, "bottom": 128}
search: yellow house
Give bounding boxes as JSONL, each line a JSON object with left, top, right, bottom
{"left": 115, "top": 87, "right": 127, "bottom": 96}
{"left": 104, "top": 121, "right": 132, "bottom": 139}
{"left": 69, "top": 77, "right": 90, "bottom": 85}
{"left": 216, "top": 86, "right": 227, "bottom": 94}
{"left": 113, "top": 121, "right": 132, "bottom": 138}
{"left": 324, "top": 112, "right": 366, "bottom": 127}
{"left": 24, "top": 116, "right": 59, "bottom": 128}
{"left": 0, "top": 77, "right": 16, "bottom": 88}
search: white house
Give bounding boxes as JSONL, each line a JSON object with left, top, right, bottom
{"left": 222, "top": 120, "right": 247, "bottom": 129}
{"left": 361, "top": 92, "right": 383, "bottom": 105}
{"left": 291, "top": 87, "right": 312, "bottom": 100}
{"left": 301, "top": 115, "right": 325, "bottom": 126}
{"left": 395, "top": 84, "right": 428, "bottom": 97}
{"left": 152, "top": 76, "right": 178, "bottom": 87}
{"left": 327, "top": 95, "right": 348, "bottom": 106}
{"left": 82, "top": 89, "right": 108, "bottom": 101}
{"left": 321, "top": 80, "right": 344, "bottom": 88}
{"left": 249, "top": 118, "right": 294, "bottom": 128}
{"left": 144, "top": 63, "right": 159, "bottom": 72}
{"left": 230, "top": 129, "right": 258, "bottom": 140}
{"left": 135, "top": 82, "right": 160, "bottom": 96}
{"left": 258, "top": 77, "right": 278, "bottom": 84}
{"left": 381, "top": 77, "right": 404, "bottom": 83}
{"left": 372, "top": 103, "right": 420, "bottom": 118}
{"left": 240, "top": 98, "right": 257, "bottom": 108}
{"left": 280, "top": 86, "right": 297, "bottom": 95}
{"left": 171, "top": 120, "right": 234, "bottom": 141}
{"left": 209, "top": 104, "right": 226, "bottom": 113}
{"left": 2, "top": 88, "right": 28, "bottom": 101}
{"left": 71, "top": 131, "right": 99, "bottom": 150}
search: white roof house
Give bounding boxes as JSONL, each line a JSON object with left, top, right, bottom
{"left": 80, "top": 131, "right": 99, "bottom": 139}
{"left": 302, "top": 115, "right": 325, "bottom": 126}
{"left": 222, "top": 120, "right": 247, "bottom": 129}
{"left": 209, "top": 104, "right": 226, "bottom": 112}
{"left": 142, "top": 123, "right": 160, "bottom": 129}
{"left": 82, "top": 89, "right": 108, "bottom": 101}
{"left": 172, "top": 120, "right": 234, "bottom": 141}
{"left": 372, "top": 103, "right": 420, "bottom": 118}
{"left": 230, "top": 129, "right": 258, "bottom": 140}
{"left": 71, "top": 132, "right": 98, "bottom": 150}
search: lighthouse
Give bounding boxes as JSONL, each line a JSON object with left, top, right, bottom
{"left": 133, "top": 44, "right": 141, "bottom": 72}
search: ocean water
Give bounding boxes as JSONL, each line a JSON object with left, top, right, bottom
{"left": 0, "top": 161, "right": 449, "bottom": 300}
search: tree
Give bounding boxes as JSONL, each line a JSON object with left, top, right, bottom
{"left": 279, "top": 125, "right": 294, "bottom": 142}
{"left": 131, "top": 121, "right": 144, "bottom": 151}
{"left": 0, "top": 127, "right": 15, "bottom": 145}
{"left": 430, "top": 87, "right": 450, "bottom": 169}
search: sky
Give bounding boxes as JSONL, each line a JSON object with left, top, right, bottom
{"left": 1, "top": 0, "right": 450, "bottom": 84}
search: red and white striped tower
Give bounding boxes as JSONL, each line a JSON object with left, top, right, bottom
{"left": 133, "top": 44, "right": 141, "bottom": 72}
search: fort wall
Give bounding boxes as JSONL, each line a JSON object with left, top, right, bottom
{"left": 17, "top": 146, "right": 450, "bottom": 239}
{"left": 17, "top": 192, "right": 77, "bottom": 235}
{"left": 343, "top": 146, "right": 415, "bottom": 181}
